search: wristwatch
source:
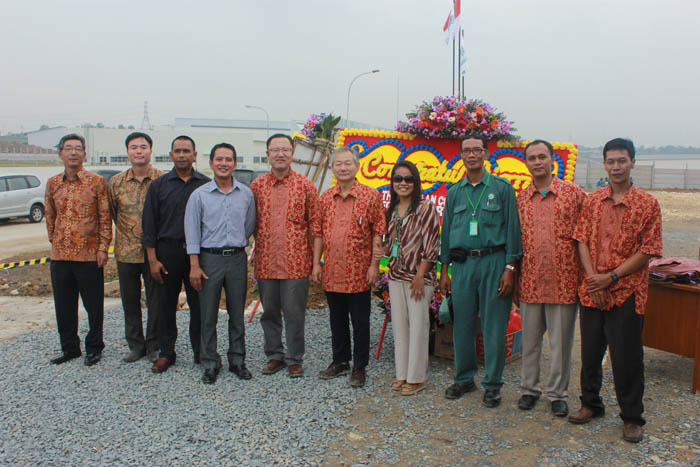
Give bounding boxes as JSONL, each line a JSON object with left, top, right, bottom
{"left": 610, "top": 270, "right": 619, "bottom": 282}
{"left": 505, "top": 264, "right": 516, "bottom": 272}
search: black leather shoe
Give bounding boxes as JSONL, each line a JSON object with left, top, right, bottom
{"left": 202, "top": 368, "right": 219, "bottom": 384}
{"left": 50, "top": 352, "right": 81, "bottom": 365}
{"left": 551, "top": 400, "right": 569, "bottom": 417}
{"left": 444, "top": 381, "right": 477, "bottom": 400}
{"left": 518, "top": 394, "right": 539, "bottom": 410}
{"left": 229, "top": 363, "right": 252, "bottom": 380}
{"left": 483, "top": 389, "right": 501, "bottom": 408}
{"left": 84, "top": 352, "right": 102, "bottom": 367}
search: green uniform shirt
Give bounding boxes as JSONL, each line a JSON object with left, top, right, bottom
{"left": 440, "top": 170, "right": 523, "bottom": 265}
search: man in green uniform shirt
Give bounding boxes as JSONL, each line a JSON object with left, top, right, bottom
{"left": 440, "top": 133, "right": 523, "bottom": 407}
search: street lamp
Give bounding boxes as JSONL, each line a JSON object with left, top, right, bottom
{"left": 345, "top": 69, "right": 380, "bottom": 128}
{"left": 244, "top": 104, "right": 270, "bottom": 139}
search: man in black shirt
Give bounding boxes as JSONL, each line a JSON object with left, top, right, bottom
{"left": 142, "top": 135, "right": 210, "bottom": 373}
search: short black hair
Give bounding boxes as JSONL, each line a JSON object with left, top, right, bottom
{"left": 266, "top": 133, "right": 293, "bottom": 149}
{"left": 171, "top": 135, "right": 196, "bottom": 152}
{"left": 209, "top": 142, "right": 237, "bottom": 162}
{"left": 524, "top": 139, "right": 554, "bottom": 157}
{"left": 125, "top": 132, "right": 153, "bottom": 149}
{"left": 460, "top": 133, "right": 488, "bottom": 149}
{"left": 603, "top": 138, "right": 635, "bottom": 161}
{"left": 58, "top": 133, "right": 85, "bottom": 150}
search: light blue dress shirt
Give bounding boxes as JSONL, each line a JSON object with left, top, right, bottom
{"left": 184, "top": 177, "right": 256, "bottom": 254}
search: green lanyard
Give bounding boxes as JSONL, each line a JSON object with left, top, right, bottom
{"left": 465, "top": 171, "right": 491, "bottom": 218}
{"left": 391, "top": 203, "right": 411, "bottom": 258}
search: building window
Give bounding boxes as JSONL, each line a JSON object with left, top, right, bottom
{"left": 237, "top": 156, "right": 244, "bottom": 163}
{"left": 110, "top": 155, "right": 128, "bottom": 164}
{"left": 155, "top": 155, "right": 170, "bottom": 163}
{"left": 99, "top": 156, "right": 107, "bottom": 163}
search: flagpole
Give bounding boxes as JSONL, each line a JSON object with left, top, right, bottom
{"left": 457, "top": 27, "right": 462, "bottom": 99}
{"left": 452, "top": 38, "right": 455, "bottom": 97}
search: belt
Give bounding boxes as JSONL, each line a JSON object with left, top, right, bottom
{"left": 464, "top": 245, "right": 505, "bottom": 257}
{"left": 200, "top": 247, "right": 245, "bottom": 256}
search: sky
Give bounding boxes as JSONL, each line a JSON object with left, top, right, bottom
{"left": 1, "top": 0, "right": 699, "bottom": 147}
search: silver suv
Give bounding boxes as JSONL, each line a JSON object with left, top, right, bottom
{"left": 0, "top": 174, "right": 45, "bottom": 223}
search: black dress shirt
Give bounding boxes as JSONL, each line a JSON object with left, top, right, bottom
{"left": 142, "top": 169, "right": 210, "bottom": 247}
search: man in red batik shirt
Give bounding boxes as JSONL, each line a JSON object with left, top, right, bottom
{"left": 517, "top": 140, "right": 586, "bottom": 417}
{"left": 250, "top": 134, "right": 320, "bottom": 378}
{"left": 312, "top": 147, "right": 386, "bottom": 388}
{"left": 569, "top": 138, "right": 662, "bottom": 444}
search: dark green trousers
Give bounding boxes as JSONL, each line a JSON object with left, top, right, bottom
{"left": 451, "top": 250, "right": 511, "bottom": 390}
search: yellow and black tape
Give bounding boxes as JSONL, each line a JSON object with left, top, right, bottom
{"left": 0, "top": 257, "right": 50, "bottom": 270}
{"left": 0, "top": 246, "right": 115, "bottom": 270}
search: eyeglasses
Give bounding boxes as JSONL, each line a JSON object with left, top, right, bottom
{"left": 62, "top": 146, "right": 84, "bottom": 152}
{"left": 392, "top": 175, "right": 415, "bottom": 183}
{"left": 461, "top": 148, "right": 486, "bottom": 155}
{"left": 268, "top": 148, "right": 292, "bottom": 155}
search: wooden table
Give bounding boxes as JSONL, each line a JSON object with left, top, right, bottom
{"left": 643, "top": 282, "right": 700, "bottom": 393}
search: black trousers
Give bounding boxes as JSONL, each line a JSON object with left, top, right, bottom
{"left": 325, "top": 290, "right": 371, "bottom": 369}
{"left": 116, "top": 261, "right": 158, "bottom": 354}
{"left": 580, "top": 294, "right": 645, "bottom": 425}
{"left": 154, "top": 240, "right": 201, "bottom": 361}
{"left": 50, "top": 260, "right": 105, "bottom": 355}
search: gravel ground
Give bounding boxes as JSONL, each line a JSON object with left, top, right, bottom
{"left": 1, "top": 303, "right": 699, "bottom": 466}
{"left": 0, "top": 305, "right": 394, "bottom": 465}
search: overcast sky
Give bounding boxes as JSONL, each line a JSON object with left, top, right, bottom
{"left": 2, "top": 0, "right": 699, "bottom": 147}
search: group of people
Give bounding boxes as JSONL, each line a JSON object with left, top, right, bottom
{"left": 45, "top": 130, "right": 661, "bottom": 444}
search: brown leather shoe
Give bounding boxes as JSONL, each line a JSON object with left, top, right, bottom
{"left": 623, "top": 423, "right": 643, "bottom": 443}
{"left": 151, "top": 357, "right": 173, "bottom": 374}
{"left": 261, "top": 359, "right": 287, "bottom": 375}
{"left": 568, "top": 406, "right": 602, "bottom": 424}
{"left": 318, "top": 362, "right": 350, "bottom": 379}
{"left": 288, "top": 364, "right": 304, "bottom": 378}
{"left": 349, "top": 368, "right": 366, "bottom": 387}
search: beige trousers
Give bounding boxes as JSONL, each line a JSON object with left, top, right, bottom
{"left": 519, "top": 302, "right": 578, "bottom": 401}
{"left": 388, "top": 280, "right": 434, "bottom": 384}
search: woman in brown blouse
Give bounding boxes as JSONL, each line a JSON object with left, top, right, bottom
{"left": 385, "top": 160, "right": 441, "bottom": 395}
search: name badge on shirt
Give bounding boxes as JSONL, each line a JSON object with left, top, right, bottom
{"left": 469, "top": 219, "right": 478, "bottom": 237}
{"left": 391, "top": 241, "right": 399, "bottom": 258}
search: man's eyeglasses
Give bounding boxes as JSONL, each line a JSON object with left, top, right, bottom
{"left": 62, "top": 146, "right": 84, "bottom": 152}
{"left": 392, "top": 175, "right": 415, "bottom": 183}
{"left": 268, "top": 148, "right": 293, "bottom": 155}
{"left": 461, "top": 148, "right": 486, "bottom": 155}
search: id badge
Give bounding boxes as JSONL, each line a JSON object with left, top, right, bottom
{"left": 391, "top": 242, "right": 399, "bottom": 258}
{"left": 469, "top": 219, "right": 478, "bottom": 237}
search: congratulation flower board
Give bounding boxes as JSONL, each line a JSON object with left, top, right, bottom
{"left": 336, "top": 128, "right": 578, "bottom": 218}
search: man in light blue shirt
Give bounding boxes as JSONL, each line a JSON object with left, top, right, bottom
{"left": 185, "top": 143, "right": 256, "bottom": 384}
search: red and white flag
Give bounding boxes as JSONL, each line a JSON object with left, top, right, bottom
{"left": 442, "top": 0, "right": 461, "bottom": 44}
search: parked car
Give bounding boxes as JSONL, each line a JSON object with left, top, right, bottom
{"left": 0, "top": 173, "right": 46, "bottom": 223}
{"left": 233, "top": 169, "right": 265, "bottom": 186}
{"left": 95, "top": 169, "right": 121, "bottom": 184}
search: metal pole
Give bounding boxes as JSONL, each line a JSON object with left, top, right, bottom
{"left": 345, "top": 69, "right": 380, "bottom": 128}
{"left": 244, "top": 105, "right": 270, "bottom": 140}
{"left": 457, "top": 28, "right": 462, "bottom": 99}
{"left": 452, "top": 39, "right": 455, "bottom": 97}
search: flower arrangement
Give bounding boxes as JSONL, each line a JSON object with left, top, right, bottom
{"left": 372, "top": 273, "right": 391, "bottom": 315}
{"left": 395, "top": 96, "right": 515, "bottom": 140}
{"left": 301, "top": 113, "right": 342, "bottom": 141}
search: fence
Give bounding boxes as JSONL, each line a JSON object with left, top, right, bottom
{"left": 574, "top": 162, "right": 700, "bottom": 189}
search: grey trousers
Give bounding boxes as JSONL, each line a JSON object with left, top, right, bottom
{"left": 116, "top": 261, "right": 158, "bottom": 354}
{"left": 520, "top": 302, "right": 578, "bottom": 401}
{"left": 257, "top": 277, "right": 309, "bottom": 365}
{"left": 198, "top": 251, "right": 247, "bottom": 370}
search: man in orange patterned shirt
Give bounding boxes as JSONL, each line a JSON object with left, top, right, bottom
{"left": 312, "top": 147, "right": 386, "bottom": 387}
{"left": 250, "top": 134, "right": 320, "bottom": 378}
{"left": 45, "top": 133, "right": 112, "bottom": 367}
{"left": 516, "top": 140, "right": 586, "bottom": 417}
{"left": 569, "top": 138, "right": 662, "bottom": 444}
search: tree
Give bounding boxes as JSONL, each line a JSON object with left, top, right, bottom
{"left": 39, "top": 124, "right": 50, "bottom": 131}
